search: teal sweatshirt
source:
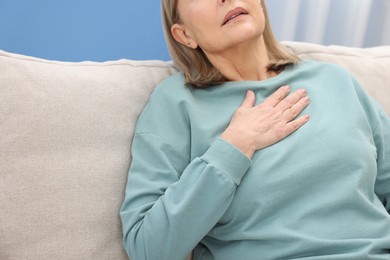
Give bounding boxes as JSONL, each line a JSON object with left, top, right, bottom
{"left": 120, "top": 61, "right": 390, "bottom": 260}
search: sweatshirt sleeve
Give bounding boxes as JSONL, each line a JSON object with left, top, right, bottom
{"left": 350, "top": 74, "right": 390, "bottom": 213}
{"left": 373, "top": 107, "right": 390, "bottom": 213}
{"left": 120, "top": 133, "right": 252, "bottom": 260}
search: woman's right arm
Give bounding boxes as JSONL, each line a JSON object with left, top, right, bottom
{"left": 120, "top": 86, "right": 309, "bottom": 260}
{"left": 120, "top": 133, "right": 252, "bottom": 260}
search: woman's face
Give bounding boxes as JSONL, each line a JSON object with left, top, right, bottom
{"left": 172, "top": 0, "right": 265, "bottom": 54}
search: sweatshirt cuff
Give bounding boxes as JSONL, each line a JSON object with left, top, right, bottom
{"left": 201, "top": 137, "right": 252, "bottom": 185}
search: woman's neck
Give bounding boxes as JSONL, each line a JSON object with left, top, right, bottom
{"left": 205, "top": 37, "right": 274, "bottom": 82}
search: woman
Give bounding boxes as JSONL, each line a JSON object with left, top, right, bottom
{"left": 120, "top": 0, "right": 390, "bottom": 259}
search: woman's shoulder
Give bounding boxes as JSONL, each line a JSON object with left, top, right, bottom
{"left": 297, "top": 60, "right": 364, "bottom": 95}
{"left": 142, "top": 72, "right": 193, "bottom": 114}
{"left": 297, "top": 59, "right": 353, "bottom": 76}
{"left": 151, "top": 72, "right": 190, "bottom": 101}
{"left": 134, "top": 72, "right": 192, "bottom": 135}
{"left": 299, "top": 60, "right": 385, "bottom": 123}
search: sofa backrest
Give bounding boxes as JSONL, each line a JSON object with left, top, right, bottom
{"left": 0, "top": 42, "right": 389, "bottom": 259}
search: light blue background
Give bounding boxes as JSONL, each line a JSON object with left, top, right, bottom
{"left": 0, "top": 1, "right": 388, "bottom": 62}
{"left": 0, "top": 0, "right": 170, "bottom": 61}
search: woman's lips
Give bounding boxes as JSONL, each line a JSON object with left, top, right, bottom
{"left": 223, "top": 7, "right": 248, "bottom": 26}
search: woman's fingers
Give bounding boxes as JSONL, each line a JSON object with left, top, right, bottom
{"left": 276, "top": 89, "right": 307, "bottom": 108}
{"left": 240, "top": 90, "right": 256, "bottom": 108}
{"left": 285, "top": 114, "right": 311, "bottom": 133}
{"left": 260, "top": 86, "right": 307, "bottom": 114}
{"left": 257, "top": 86, "right": 309, "bottom": 123}
{"left": 276, "top": 88, "right": 307, "bottom": 111}
{"left": 220, "top": 86, "right": 311, "bottom": 159}
{"left": 282, "top": 95, "right": 310, "bottom": 122}
{"left": 262, "top": 85, "right": 291, "bottom": 107}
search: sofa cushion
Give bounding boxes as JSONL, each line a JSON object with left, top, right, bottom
{"left": 0, "top": 51, "right": 176, "bottom": 259}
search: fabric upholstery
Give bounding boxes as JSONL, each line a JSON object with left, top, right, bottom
{"left": 0, "top": 52, "right": 176, "bottom": 259}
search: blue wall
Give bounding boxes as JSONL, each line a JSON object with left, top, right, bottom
{"left": 0, "top": 0, "right": 171, "bottom": 61}
{"left": 1, "top": 1, "right": 388, "bottom": 62}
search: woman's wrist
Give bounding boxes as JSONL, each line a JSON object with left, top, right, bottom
{"left": 220, "top": 132, "right": 254, "bottom": 159}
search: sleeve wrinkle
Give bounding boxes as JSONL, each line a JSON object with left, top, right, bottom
{"left": 135, "top": 131, "right": 190, "bottom": 163}
{"left": 371, "top": 114, "right": 381, "bottom": 134}
{"left": 198, "top": 157, "right": 236, "bottom": 184}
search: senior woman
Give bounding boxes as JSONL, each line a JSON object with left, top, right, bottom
{"left": 120, "top": 0, "right": 390, "bottom": 259}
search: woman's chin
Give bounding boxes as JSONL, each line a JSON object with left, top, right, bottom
{"left": 226, "top": 23, "right": 263, "bottom": 42}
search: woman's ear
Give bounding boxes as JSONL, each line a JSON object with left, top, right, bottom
{"left": 171, "top": 24, "right": 198, "bottom": 49}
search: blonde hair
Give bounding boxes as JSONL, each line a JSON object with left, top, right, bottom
{"left": 161, "top": 0, "right": 299, "bottom": 88}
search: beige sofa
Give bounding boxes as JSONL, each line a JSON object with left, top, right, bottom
{"left": 1, "top": 42, "right": 389, "bottom": 260}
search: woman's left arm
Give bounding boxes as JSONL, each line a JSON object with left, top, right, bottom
{"left": 374, "top": 108, "right": 390, "bottom": 213}
{"left": 349, "top": 73, "right": 390, "bottom": 213}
